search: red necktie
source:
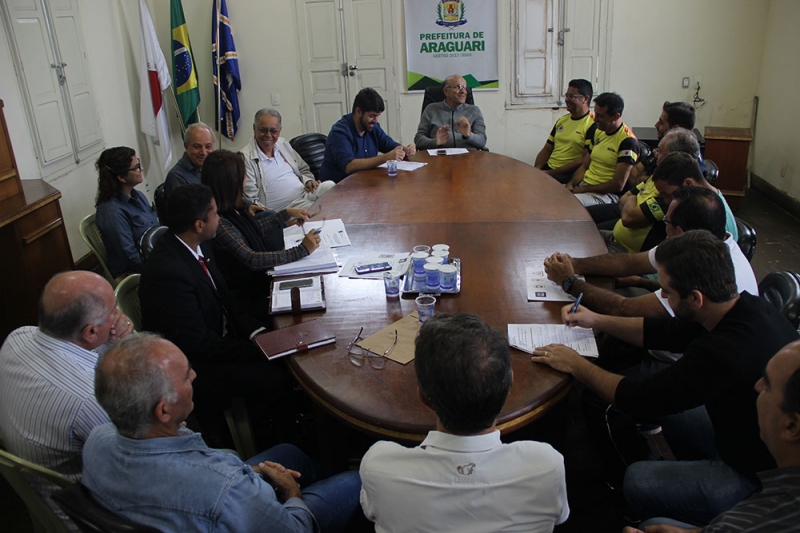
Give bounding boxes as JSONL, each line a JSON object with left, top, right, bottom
{"left": 198, "top": 258, "right": 216, "bottom": 288}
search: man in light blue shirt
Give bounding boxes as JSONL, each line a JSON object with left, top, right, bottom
{"left": 82, "top": 333, "right": 360, "bottom": 532}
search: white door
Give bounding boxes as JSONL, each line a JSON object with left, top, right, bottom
{"left": 295, "top": 0, "right": 399, "bottom": 138}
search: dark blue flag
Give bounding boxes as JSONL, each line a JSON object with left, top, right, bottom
{"left": 212, "top": 0, "right": 241, "bottom": 140}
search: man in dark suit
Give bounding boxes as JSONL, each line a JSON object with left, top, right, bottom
{"left": 139, "top": 184, "right": 293, "bottom": 438}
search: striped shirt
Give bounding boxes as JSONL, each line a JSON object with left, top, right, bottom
{"left": 0, "top": 327, "right": 110, "bottom": 512}
{"left": 703, "top": 468, "right": 800, "bottom": 532}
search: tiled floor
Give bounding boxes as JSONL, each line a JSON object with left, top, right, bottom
{"left": 3, "top": 187, "right": 799, "bottom": 532}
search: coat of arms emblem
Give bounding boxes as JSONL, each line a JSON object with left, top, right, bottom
{"left": 436, "top": 0, "right": 467, "bottom": 27}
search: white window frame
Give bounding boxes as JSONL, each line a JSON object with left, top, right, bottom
{"left": 510, "top": 0, "right": 613, "bottom": 109}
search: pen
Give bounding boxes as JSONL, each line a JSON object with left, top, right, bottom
{"left": 565, "top": 293, "right": 583, "bottom": 327}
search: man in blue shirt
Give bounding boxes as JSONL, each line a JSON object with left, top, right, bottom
{"left": 319, "top": 88, "right": 416, "bottom": 183}
{"left": 82, "top": 333, "right": 361, "bottom": 533}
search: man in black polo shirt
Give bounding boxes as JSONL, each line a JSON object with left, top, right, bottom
{"left": 532, "top": 230, "right": 799, "bottom": 525}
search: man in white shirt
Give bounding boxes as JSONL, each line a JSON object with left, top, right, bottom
{"left": 360, "top": 313, "right": 569, "bottom": 533}
{"left": 0, "top": 271, "right": 132, "bottom": 514}
{"left": 242, "top": 108, "right": 334, "bottom": 211}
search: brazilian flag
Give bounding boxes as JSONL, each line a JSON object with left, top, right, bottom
{"left": 171, "top": 0, "right": 200, "bottom": 128}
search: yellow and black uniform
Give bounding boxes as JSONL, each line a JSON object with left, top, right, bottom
{"left": 583, "top": 123, "right": 639, "bottom": 185}
{"left": 612, "top": 177, "right": 668, "bottom": 252}
{"left": 544, "top": 112, "right": 594, "bottom": 170}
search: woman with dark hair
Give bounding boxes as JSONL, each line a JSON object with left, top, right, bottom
{"left": 95, "top": 146, "right": 159, "bottom": 278}
{"left": 201, "top": 150, "right": 320, "bottom": 319}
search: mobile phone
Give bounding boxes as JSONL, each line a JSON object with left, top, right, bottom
{"left": 437, "top": 149, "right": 447, "bottom": 155}
{"left": 278, "top": 278, "right": 314, "bottom": 291}
{"left": 355, "top": 262, "right": 392, "bottom": 275}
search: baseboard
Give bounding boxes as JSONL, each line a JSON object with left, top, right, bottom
{"left": 74, "top": 252, "right": 99, "bottom": 273}
{"left": 750, "top": 174, "right": 800, "bottom": 221}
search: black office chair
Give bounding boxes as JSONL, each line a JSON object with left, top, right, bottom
{"left": 54, "top": 483, "right": 162, "bottom": 533}
{"left": 154, "top": 183, "right": 168, "bottom": 225}
{"left": 138, "top": 225, "right": 168, "bottom": 261}
{"left": 704, "top": 159, "right": 719, "bottom": 185}
{"left": 420, "top": 84, "right": 474, "bottom": 117}
{"left": 735, "top": 217, "right": 757, "bottom": 262}
{"left": 638, "top": 140, "right": 651, "bottom": 162}
{"left": 758, "top": 271, "right": 800, "bottom": 328}
{"left": 289, "top": 133, "right": 327, "bottom": 180}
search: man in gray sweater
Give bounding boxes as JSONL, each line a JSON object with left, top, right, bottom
{"left": 415, "top": 75, "right": 487, "bottom": 150}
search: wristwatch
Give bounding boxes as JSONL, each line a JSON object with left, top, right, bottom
{"left": 561, "top": 275, "right": 578, "bottom": 294}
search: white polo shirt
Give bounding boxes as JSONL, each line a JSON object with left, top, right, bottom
{"left": 360, "top": 429, "right": 569, "bottom": 533}
{"left": 257, "top": 143, "right": 305, "bottom": 211}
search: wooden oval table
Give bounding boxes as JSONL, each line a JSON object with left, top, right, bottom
{"left": 277, "top": 151, "right": 607, "bottom": 442}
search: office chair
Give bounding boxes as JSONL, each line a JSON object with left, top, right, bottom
{"left": 138, "top": 225, "right": 168, "bottom": 261}
{"left": 735, "top": 217, "right": 757, "bottom": 262}
{"left": 420, "top": 84, "right": 474, "bottom": 116}
{"left": 0, "top": 448, "right": 74, "bottom": 533}
{"left": 114, "top": 274, "right": 141, "bottom": 332}
{"left": 153, "top": 183, "right": 168, "bottom": 225}
{"left": 758, "top": 271, "right": 800, "bottom": 328}
{"left": 289, "top": 133, "right": 327, "bottom": 180}
{"left": 79, "top": 213, "right": 117, "bottom": 288}
{"left": 54, "top": 483, "right": 162, "bottom": 533}
{"left": 703, "top": 159, "right": 719, "bottom": 185}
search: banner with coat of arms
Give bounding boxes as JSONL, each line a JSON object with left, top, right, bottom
{"left": 404, "top": 0, "right": 498, "bottom": 91}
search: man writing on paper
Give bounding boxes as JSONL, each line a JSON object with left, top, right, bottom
{"left": 320, "top": 88, "right": 416, "bottom": 183}
{"left": 361, "top": 313, "right": 569, "bottom": 532}
{"left": 532, "top": 230, "right": 799, "bottom": 525}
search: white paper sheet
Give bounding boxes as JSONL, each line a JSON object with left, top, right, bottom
{"left": 377, "top": 161, "right": 428, "bottom": 171}
{"left": 283, "top": 218, "right": 351, "bottom": 248}
{"left": 525, "top": 265, "right": 584, "bottom": 302}
{"left": 507, "top": 324, "right": 599, "bottom": 357}
{"left": 426, "top": 148, "right": 469, "bottom": 156}
{"left": 339, "top": 253, "right": 411, "bottom": 279}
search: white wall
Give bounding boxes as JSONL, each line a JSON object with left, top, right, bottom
{"left": 752, "top": 0, "right": 800, "bottom": 197}
{"left": 1, "top": 0, "right": 785, "bottom": 262}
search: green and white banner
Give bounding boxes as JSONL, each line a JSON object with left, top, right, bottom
{"left": 405, "top": 0, "right": 498, "bottom": 91}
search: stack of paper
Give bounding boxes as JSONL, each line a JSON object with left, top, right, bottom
{"left": 377, "top": 161, "right": 428, "bottom": 171}
{"left": 271, "top": 247, "right": 338, "bottom": 277}
{"left": 427, "top": 148, "right": 469, "bottom": 156}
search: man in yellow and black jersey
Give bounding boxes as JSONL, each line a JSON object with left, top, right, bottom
{"left": 568, "top": 92, "right": 639, "bottom": 207}
{"left": 534, "top": 79, "right": 594, "bottom": 184}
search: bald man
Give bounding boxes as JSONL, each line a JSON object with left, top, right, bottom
{"left": 415, "top": 74, "right": 487, "bottom": 150}
{"left": 0, "top": 271, "right": 132, "bottom": 512}
{"left": 626, "top": 340, "right": 800, "bottom": 532}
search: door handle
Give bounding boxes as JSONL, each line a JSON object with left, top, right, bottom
{"left": 348, "top": 65, "right": 357, "bottom": 77}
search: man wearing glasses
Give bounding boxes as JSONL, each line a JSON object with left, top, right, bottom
{"left": 415, "top": 75, "right": 487, "bottom": 150}
{"left": 534, "top": 78, "right": 595, "bottom": 184}
{"left": 242, "top": 108, "right": 335, "bottom": 211}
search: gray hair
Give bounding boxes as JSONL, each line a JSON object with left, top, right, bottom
{"left": 38, "top": 292, "right": 108, "bottom": 342}
{"left": 661, "top": 128, "right": 701, "bottom": 159}
{"left": 184, "top": 122, "right": 215, "bottom": 145}
{"left": 95, "top": 333, "right": 178, "bottom": 439}
{"left": 254, "top": 108, "right": 282, "bottom": 125}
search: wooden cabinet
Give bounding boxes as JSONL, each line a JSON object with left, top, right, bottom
{"left": 704, "top": 127, "right": 753, "bottom": 207}
{"left": 0, "top": 100, "right": 74, "bottom": 341}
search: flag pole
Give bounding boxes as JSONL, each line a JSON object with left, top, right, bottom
{"left": 168, "top": 88, "right": 186, "bottom": 136}
{"left": 215, "top": 0, "right": 222, "bottom": 149}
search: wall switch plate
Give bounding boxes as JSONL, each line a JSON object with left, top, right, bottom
{"left": 682, "top": 77, "right": 690, "bottom": 89}
{"left": 271, "top": 92, "right": 281, "bottom": 106}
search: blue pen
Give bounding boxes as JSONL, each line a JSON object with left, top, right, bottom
{"left": 566, "top": 293, "right": 583, "bottom": 327}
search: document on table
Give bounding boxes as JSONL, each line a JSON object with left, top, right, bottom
{"left": 525, "top": 265, "right": 583, "bottom": 302}
{"left": 427, "top": 148, "right": 469, "bottom": 156}
{"left": 270, "top": 276, "right": 326, "bottom": 313}
{"left": 508, "top": 324, "right": 599, "bottom": 358}
{"left": 283, "top": 218, "right": 351, "bottom": 248}
{"left": 339, "top": 252, "right": 411, "bottom": 279}
{"left": 377, "top": 161, "right": 428, "bottom": 171}
{"left": 270, "top": 246, "right": 339, "bottom": 277}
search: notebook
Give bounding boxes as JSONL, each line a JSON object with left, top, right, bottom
{"left": 253, "top": 319, "right": 336, "bottom": 360}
